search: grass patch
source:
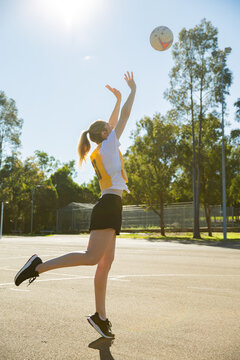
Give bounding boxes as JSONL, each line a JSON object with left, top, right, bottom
{"left": 118, "top": 232, "right": 240, "bottom": 241}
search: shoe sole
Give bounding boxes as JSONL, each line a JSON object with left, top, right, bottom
{"left": 87, "top": 317, "right": 114, "bottom": 339}
{"left": 14, "top": 254, "right": 39, "bottom": 286}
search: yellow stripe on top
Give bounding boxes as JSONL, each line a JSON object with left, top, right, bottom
{"left": 90, "top": 145, "right": 128, "bottom": 192}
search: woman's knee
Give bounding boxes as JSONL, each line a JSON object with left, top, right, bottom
{"left": 97, "top": 255, "right": 115, "bottom": 270}
{"left": 85, "top": 252, "right": 101, "bottom": 266}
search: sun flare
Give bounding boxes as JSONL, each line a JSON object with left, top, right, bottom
{"left": 26, "top": 0, "right": 104, "bottom": 32}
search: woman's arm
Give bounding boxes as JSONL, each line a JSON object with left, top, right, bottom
{"left": 105, "top": 85, "right": 122, "bottom": 129}
{"left": 115, "top": 72, "right": 136, "bottom": 139}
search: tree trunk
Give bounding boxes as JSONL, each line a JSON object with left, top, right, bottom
{"left": 150, "top": 204, "right": 165, "bottom": 236}
{"left": 160, "top": 201, "right": 165, "bottom": 236}
{"left": 204, "top": 203, "right": 212, "bottom": 236}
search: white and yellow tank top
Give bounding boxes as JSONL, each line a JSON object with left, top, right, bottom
{"left": 90, "top": 130, "right": 129, "bottom": 194}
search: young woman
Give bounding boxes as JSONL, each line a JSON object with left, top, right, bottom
{"left": 14, "top": 71, "right": 136, "bottom": 339}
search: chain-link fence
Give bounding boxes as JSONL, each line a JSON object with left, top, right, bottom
{"left": 56, "top": 203, "right": 93, "bottom": 233}
{"left": 56, "top": 202, "right": 240, "bottom": 233}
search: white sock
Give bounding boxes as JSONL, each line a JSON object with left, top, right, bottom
{"left": 99, "top": 314, "right": 106, "bottom": 321}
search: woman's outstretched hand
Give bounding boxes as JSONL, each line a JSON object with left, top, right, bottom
{"left": 115, "top": 71, "right": 136, "bottom": 139}
{"left": 124, "top": 71, "right": 136, "bottom": 92}
{"left": 105, "top": 85, "right": 122, "bottom": 101}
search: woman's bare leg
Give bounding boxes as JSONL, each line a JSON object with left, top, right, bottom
{"left": 94, "top": 233, "right": 116, "bottom": 319}
{"left": 35, "top": 229, "right": 115, "bottom": 274}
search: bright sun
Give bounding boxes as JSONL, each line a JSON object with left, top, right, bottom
{"left": 27, "top": 0, "right": 104, "bottom": 32}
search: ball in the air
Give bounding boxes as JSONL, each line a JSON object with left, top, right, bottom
{"left": 150, "top": 26, "right": 173, "bottom": 51}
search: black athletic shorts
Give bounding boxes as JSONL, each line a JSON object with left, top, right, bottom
{"left": 89, "top": 194, "right": 122, "bottom": 235}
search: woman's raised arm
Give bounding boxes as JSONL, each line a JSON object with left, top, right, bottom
{"left": 115, "top": 72, "right": 136, "bottom": 139}
{"left": 105, "top": 85, "right": 122, "bottom": 129}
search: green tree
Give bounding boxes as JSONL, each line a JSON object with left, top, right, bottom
{"left": 228, "top": 175, "right": 240, "bottom": 208}
{"left": 79, "top": 183, "right": 98, "bottom": 203}
{"left": 0, "top": 92, "right": 23, "bottom": 168}
{"left": 171, "top": 114, "right": 240, "bottom": 235}
{"left": 51, "top": 166, "right": 80, "bottom": 208}
{"left": 0, "top": 155, "right": 59, "bottom": 233}
{"left": 51, "top": 164, "right": 97, "bottom": 208}
{"left": 0, "top": 155, "right": 43, "bottom": 232}
{"left": 34, "top": 150, "right": 61, "bottom": 177}
{"left": 169, "top": 124, "right": 193, "bottom": 203}
{"left": 125, "top": 114, "right": 178, "bottom": 235}
{"left": 164, "top": 19, "right": 232, "bottom": 238}
{"left": 234, "top": 98, "right": 240, "bottom": 122}
{"left": 86, "top": 175, "right": 101, "bottom": 199}
{"left": 227, "top": 134, "right": 240, "bottom": 207}
{"left": 200, "top": 115, "right": 222, "bottom": 235}
{"left": 34, "top": 178, "right": 58, "bottom": 232}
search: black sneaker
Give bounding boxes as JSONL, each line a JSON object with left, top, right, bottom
{"left": 87, "top": 312, "right": 115, "bottom": 339}
{"left": 14, "top": 254, "right": 42, "bottom": 286}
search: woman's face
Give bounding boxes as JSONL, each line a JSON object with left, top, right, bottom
{"left": 101, "top": 123, "right": 113, "bottom": 140}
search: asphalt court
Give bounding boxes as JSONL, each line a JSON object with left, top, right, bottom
{"left": 0, "top": 235, "right": 240, "bottom": 360}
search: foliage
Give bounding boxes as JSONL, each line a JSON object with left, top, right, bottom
{"left": 234, "top": 98, "right": 240, "bottom": 122}
{"left": 0, "top": 91, "right": 23, "bottom": 168}
{"left": 34, "top": 150, "right": 61, "bottom": 177}
{"left": 164, "top": 18, "right": 232, "bottom": 238}
{"left": 50, "top": 164, "right": 97, "bottom": 209}
{"left": 227, "top": 139, "right": 240, "bottom": 207}
{"left": 124, "top": 114, "right": 178, "bottom": 235}
{"left": 0, "top": 155, "right": 49, "bottom": 232}
{"left": 85, "top": 175, "right": 101, "bottom": 199}
{"left": 0, "top": 154, "right": 97, "bottom": 233}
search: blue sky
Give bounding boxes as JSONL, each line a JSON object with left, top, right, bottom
{"left": 1, "top": 0, "right": 240, "bottom": 185}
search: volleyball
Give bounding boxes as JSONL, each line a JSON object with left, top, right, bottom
{"left": 150, "top": 26, "right": 173, "bottom": 51}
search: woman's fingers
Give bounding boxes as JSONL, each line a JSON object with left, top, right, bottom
{"left": 106, "top": 85, "right": 121, "bottom": 99}
{"left": 107, "top": 72, "right": 134, "bottom": 88}
{"left": 106, "top": 85, "right": 118, "bottom": 92}
{"left": 124, "top": 71, "right": 133, "bottom": 81}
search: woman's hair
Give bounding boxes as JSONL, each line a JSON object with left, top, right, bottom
{"left": 77, "top": 120, "right": 107, "bottom": 166}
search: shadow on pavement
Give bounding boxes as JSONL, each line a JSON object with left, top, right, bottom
{"left": 88, "top": 337, "right": 115, "bottom": 360}
{"left": 146, "top": 237, "right": 240, "bottom": 249}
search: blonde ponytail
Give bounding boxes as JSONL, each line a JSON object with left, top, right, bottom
{"left": 77, "top": 130, "right": 91, "bottom": 166}
{"left": 77, "top": 120, "right": 107, "bottom": 166}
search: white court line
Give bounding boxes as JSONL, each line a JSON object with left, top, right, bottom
{"left": 0, "top": 282, "right": 17, "bottom": 286}
{"left": 1, "top": 273, "right": 240, "bottom": 287}
{"left": 10, "top": 288, "right": 30, "bottom": 292}
{"left": 188, "top": 287, "right": 233, "bottom": 292}
{"left": 110, "top": 277, "right": 130, "bottom": 281}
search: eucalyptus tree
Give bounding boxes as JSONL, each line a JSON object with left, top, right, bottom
{"left": 234, "top": 98, "right": 240, "bottom": 122}
{"left": 227, "top": 132, "right": 240, "bottom": 208}
{"left": 34, "top": 150, "right": 61, "bottom": 177}
{"left": 124, "top": 114, "right": 178, "bottom": 236}
{"left": 170, "top": 114, "right": 222, "bottom": 236}
{"left": 164, "top": 19, "right": 232, "bottom": 238}
{"left": 0, "top": 92, "right": 23, "bottom": 169}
